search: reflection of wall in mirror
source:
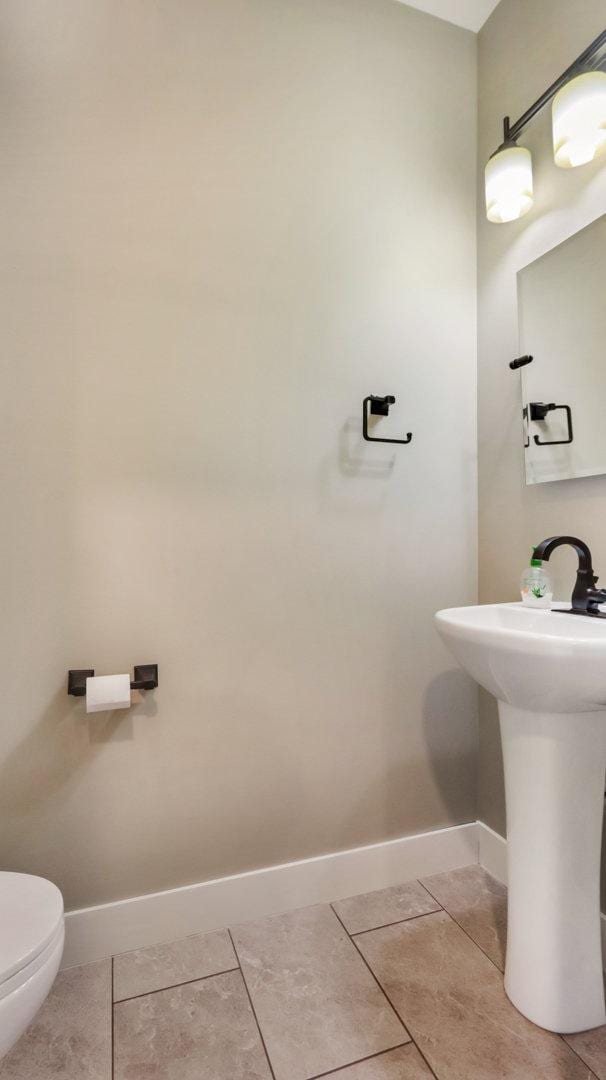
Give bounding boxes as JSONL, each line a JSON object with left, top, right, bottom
{"left": 518, "top": 214, "right": 606, "bottom": 485}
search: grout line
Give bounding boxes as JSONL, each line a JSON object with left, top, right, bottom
{"left": 398, "top": 1041, "right": 439, "bottom": 1080}
{"left": 420, "top": 880, "right": 506, "bottom": 974}
{"left": 397, "top": 1035, "right": 440, "bottom": 1080}
{"left": 110, "top": 925, "right": 231, "bottom": 962}
{"left": 329, "top": 905, "right": 410, "bottom": 1036}
{"left": 562, "top": 1037, "right": 600, "bottom": 1079}
{"left": 350, "top": 906, "right": 443, "bottom": 937}
{"left": 113, "top": 967, "right": 240, "bottom": 1005}
{"left": 228, "top": 928, "right": 277, "bottom": 1080}
{"left": 329, "top": 904, "right": 440, "bottom": 1080}
{"left": 306, "top": 1041, "right": 413, "bottom": 1079}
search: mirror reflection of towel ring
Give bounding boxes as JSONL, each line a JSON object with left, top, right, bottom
{"left": 528, "top": 402, "right": 573, "bottom": 446}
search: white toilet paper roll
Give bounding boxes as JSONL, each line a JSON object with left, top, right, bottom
{"left": 86, "top": 674, "right": 131, "bottom": 713}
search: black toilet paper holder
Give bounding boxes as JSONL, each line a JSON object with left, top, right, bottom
{"left": 67, "top": 664, "right": 159, "bottom": 697}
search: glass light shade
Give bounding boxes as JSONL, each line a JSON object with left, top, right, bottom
{"left": 485, "top": 145, "right": 533, "bottom": 224}
{"left": 552, "top": 71, "right": 606, "bottom": 168}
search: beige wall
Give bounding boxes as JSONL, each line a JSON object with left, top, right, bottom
{"left": 477, "top": 0, "right": 606, "bottom": 836}
{"left": 0, "top": 0, "right": 477, "bottom": 910}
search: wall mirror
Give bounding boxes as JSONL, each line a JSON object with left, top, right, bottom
{"left": 517, "top": 214, "right": 606, "bottom": 485}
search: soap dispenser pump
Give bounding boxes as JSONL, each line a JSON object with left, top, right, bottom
{"left": 520, "top": 550, "right": 553, "bottom": 609}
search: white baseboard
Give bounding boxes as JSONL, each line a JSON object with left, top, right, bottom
{"left": 62, "top": 821, "right": 478, "bottom": 968}
{"left": 478, "top": 821, "right": 507, "bottom": 884}
{"left": 478, "top": 821, "right": 606, "bottom": 972}
{"left": 63, "top": 820, "right": 606, "bottom": 974}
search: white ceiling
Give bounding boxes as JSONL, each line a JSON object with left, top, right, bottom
{"left": 396, "top": 0, "right": 500, "bottom": 33}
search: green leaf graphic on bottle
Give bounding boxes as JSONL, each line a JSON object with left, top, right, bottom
{"left": 531, "top": 585, "right": 546, "bottom": 598}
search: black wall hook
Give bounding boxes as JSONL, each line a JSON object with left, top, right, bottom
{"left": 68, "top": 664, "right": 159, "bottom": 697}
{"left": 362, "top": 395, "right": 412, "bottom": 445}
{"left": 510, "top": 354, "right": 533, "bottom": 370}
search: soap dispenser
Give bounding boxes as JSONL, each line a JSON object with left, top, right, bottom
{"left": 520, "top": 550, "right": 553, "bottom": 609}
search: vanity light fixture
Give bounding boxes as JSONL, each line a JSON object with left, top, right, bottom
{"left": 552, "top": 71, "right": 606, "bottom": 168}
{"left": 486, "top": 29, "right": 606, "bottom": 223}
{"left": 485, "top": 131, "right": 533, "bottom": 224}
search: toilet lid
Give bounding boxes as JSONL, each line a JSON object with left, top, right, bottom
{"left": 0, "top": 873, "right": 64, "bottom": 984}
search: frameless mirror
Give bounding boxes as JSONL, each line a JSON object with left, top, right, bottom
{"left": 517, "top": 214, "right": 606, "bottom": 485}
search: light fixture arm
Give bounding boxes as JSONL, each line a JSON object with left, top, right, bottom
{"left": 494, "top": 29, "right": 606, "bottom": 151}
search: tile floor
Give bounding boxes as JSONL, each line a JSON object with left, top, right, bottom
{"left": 2, "top": 865, "right": 606, "bottom": 1079}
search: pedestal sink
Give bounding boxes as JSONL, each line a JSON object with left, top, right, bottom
{"left": 435, "top": 601, "right": 606, "bottom": 1034}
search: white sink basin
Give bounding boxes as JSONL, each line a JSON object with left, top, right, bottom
{"left": 436, "top": 601, "right": 606, "bottom": 1035}
{"left": 436, "top": 601, "right": 606, "bottom": 711}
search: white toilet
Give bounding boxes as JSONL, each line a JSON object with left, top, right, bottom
{"left": 0, "top": 872, "right": 64, "bottom": 1060}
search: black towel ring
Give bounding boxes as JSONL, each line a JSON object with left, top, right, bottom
{"left": 362, "top": 395, "right": 412, "bottom": 445}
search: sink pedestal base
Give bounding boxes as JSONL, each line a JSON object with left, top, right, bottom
{"left": 499, "top": 702, "right": 606, "bottom": 1033}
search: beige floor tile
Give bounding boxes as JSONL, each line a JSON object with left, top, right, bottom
{"left": 231, "top": 903, "right": 408, "bottom": 1080}
{"left": 113, "top": 926, "right": 237, "bottom": 1001}
{"left": 333, "top": 881, "right": 440, "bottom": 935}
{"left": 114, "top": 968, "right": 271, "bottom": 1080}
{"left": 0, "top": 960, "right": 111, "bottom": 1080}
{"left": 322, "top": 1044, "right": 434, "bottom": 1078}
{"left": 421, "top": 864, "right": 507, "bottom": 969}
{"left": 566, "top": 1025, "right": 606, "bottom": 1079}
{"left": 357, "top": 910, "right": 593, "bottom": 1080}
